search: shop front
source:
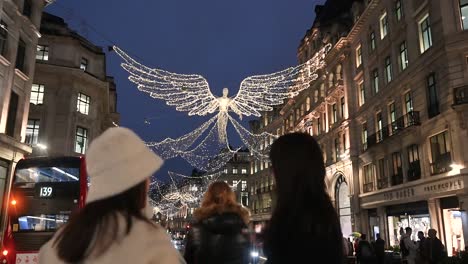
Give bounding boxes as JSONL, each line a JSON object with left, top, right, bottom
{"left": 360, "top": 174, "right": 468, "bottom": 255}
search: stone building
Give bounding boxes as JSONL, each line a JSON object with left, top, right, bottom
{"left": 0, "top": 0, "right": 52, "bottom": 230}
{"left": 249, "top": 0, "right": 468, "bottom": 254}
{"left": 27, "top": 12, "right": 119, "bottom": 156}
{"left": 218, "top": 148, "right": 250, "bottom": 207}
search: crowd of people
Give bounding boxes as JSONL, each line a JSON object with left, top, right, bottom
{"left": 37, "top": 127, "right": 450, "bottom": 264}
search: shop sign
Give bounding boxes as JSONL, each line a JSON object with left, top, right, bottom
{"left": 383, "top": 188, "right": 415, "bottom": 201}
{"left": 423, "top": 179, "right": 463, "bottom": 193}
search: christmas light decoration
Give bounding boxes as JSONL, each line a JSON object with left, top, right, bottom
{"left": 114, "top": 44, "right": 331, "bottom": 169}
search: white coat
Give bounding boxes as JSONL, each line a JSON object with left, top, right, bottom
{"left": 39, "top": 215, "right": 185, "bottom": 264}
{"left": 402, "top": 234, "right": 419, "bottom": 264}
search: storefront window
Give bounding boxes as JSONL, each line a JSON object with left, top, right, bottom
{"left": 443, "top": 209, "right": 465, "bottom": 256}
{"left": 387, "top": 214, "right": 430, "bottom": 247}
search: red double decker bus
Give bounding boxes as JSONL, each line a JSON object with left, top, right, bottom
{"left": 1, "top": 156, "right": 87, "bottom": 264}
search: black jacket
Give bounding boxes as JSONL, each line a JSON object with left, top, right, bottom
{"left": 184, "top": 212, "right": 250, "bottom": 264}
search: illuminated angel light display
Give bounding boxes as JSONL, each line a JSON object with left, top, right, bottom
{"left": 114, "top": 44, "right": 331, "bottom": 170}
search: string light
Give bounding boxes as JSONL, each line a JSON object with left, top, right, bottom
{"left": 114, "top": 44, "right": 331, "bottom": 170}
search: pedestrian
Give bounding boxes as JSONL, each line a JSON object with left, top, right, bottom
{"left": 417, "top": 231, "right": 427, "bottom": 264}
{"left": 183, "top": 181, "right": 250, "bottom": 264}
{"left": 425, "top": 229, "right": 446, "bottom": 264}
{"left": 347, "top": 238, "right": 354, "bottom": 256}
{"left": 373, "top": 233, "right": 385, "bottom": 264}
{"left": 39, "top": 127, "right": 184, "bottom": 263}
{"left": 401, "top": 227, "right": 419, "bottom": 264}
{"left": 356, "top": 234, "right": 375, "bottom": 264}
{"left": 262, "top": 133, "right": 345, "bottom": 263}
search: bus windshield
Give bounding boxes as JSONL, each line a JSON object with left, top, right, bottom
{"left": 10, "top": 158, "right": 82, "bottom": 233}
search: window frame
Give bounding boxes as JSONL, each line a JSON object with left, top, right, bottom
{"left": 370, "top": 31, "right": 376, "bottom": 51}
{"left": 380, "top": 12, "right": 389, "bottom": 39}
{"left": 15, "top": 38, "right": 27, "bottom": 73}
{"left": 426, "top": 73, "right": 440, "bottom": 118}
{"left": 399, "top": 41, "right": 408, "bottom": 71}
{"left": 358, "top": 81, "right": 366, "bottom": 106}
{"left": 25, "top": 119, "right": 40, "bottom": 146}
{"left": 77, "top": 92, "right": 91, "bottom": 115}
{"left": 404, "top": 91, "right": 414, "bottom": 114}
{"left": 372, "top": 69, "right": 379, "bottom": 94}
{"left": 75, "top": 126, "right": 88, "bottom": 154}
{"left": 30, "top": 84, "right": 45, "bottom": 105}
{"left": 385, "top": 56, "right": 393, "bottom": 83}
{"left": 461, "top": 0, "right": 468, "bottom": 30}
{"left": 80, "top": 57, "right": 88, "bottom": 71}
{"left": 418, "top": 14, "right": 433, "bottom": 53}
{"left": 36, "top": 45, "right": 49, "bottom": 61}
{"left": 395, "top": 0, "right": 403, "bottom": 22}
{"left": 356, "top": 44, "right": 362, "bottom": 68}
{"left": 0, "top": 21, "right": 8, "bottom": 57}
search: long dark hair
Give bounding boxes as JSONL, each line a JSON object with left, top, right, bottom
{"left": 54, "top": 181, "right": 153, "bottom": 262}
{"left": 264, "top": 133, "right": 344, "bottom": 263}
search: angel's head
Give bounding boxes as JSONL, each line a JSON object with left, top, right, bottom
{"left": 222, "top": 88, "right": 229, "bottom": 97}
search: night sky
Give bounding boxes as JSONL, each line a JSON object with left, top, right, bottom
{"left": 45, "top": 0, "right": 324, "bottom": 180}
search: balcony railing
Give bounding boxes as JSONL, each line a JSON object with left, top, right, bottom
{"left": 363, "top": 182, "right": 374, "bottom": 193}
{"left": 377, "top": 177, "right": 389, "bottom": 189}
{"left": 454, "top": 85, "right": 468, "bottom": 105}
{"left": 366, "top": 112, "right": 420, "bottom": 150}
{"left": 407, "top": 160, "right": 421, "bottom": 181}
{"left": 430, "top": 152, "right": 452, "bottom": 175}
{"left": 391, "top": 172, "right": 403, "bottom": 186}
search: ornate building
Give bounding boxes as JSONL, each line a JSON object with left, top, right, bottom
{"left": 249, "top": 0, "right": 468, "bottom": 254}
{"left": 0, "top": 0, "right": 53, "bottom": 232}
{"left": 27, "top": 12, "right": 119, "bottom": 156}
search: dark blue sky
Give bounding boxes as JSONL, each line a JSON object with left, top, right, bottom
{"left": 46, "top": 0, "right": 324, "bottom": 179}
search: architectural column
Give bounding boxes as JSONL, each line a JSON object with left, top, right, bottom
{"left": 428, "top": 198, "right": 445, "bottom": 242}
{"left": 377, "top": 206, "right": 389, "bottom": 247}
{"left": 458, "top": 195, "right": 468, "bottom": 248}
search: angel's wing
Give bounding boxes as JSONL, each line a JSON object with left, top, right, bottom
{"left": 231, "top": 44, "right": 331, "bottom": 117}
{"left": 113, "top": 46, "right": 219, "bottom": 116}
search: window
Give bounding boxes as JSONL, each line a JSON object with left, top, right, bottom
{"left": 461, "top": 0, "right": 468, "bottom": 30}
{"left": 334, "top": 138, "right": 340, "bottom": 161}
{"left": 419, "top": 14, "right": 433, "bottom": 53}
{"left": 15, "top": 39, "right": 26, "bottom": 73}
{"left": 36, "top": 45, "right": 49, "bottom": 61}
{"left": 77, "top": 93, "right": 90, "bottom": 115}
{"left": 356, "top": 44, "right": 362, "bottom": 67}
{"left": 223, "top": 168, "right": 228, "bottom": 174}
{"left": 389, "top": 103, "right": 396, "bottom": 133}
{"left": 380, "top": 12, "right": 389, "bottom": 39}
{"left": 314, "top": 89, "right": 319, "bottom": 102}
{"left": 377, "top": 158, "right": 387, "bottom": 189}
{"left": 362, "top": 122, "right": 368, "bottom": 151}
{"left": 376, "top": 112, "right": 383, "bottom": 142}
{"left": 404, "top": 91, "right": 414, "bottom": 114}
{"left": 233, "top": 168, "right": 238, "bottom": 174}
{"left": 6, "top": 91, "right": 18, "bottom": 137}
{"left": 0, "top": 21, "right": 8, "bottom": 57}
{"left": 427, "top": 73, "right": 439, "bottom": 118}
{"left": 241, "top": 181, "right": 247, "bottom": 191}
{"left": 317, "top": 117, "right": 321, "bottom": 135}
{"left": 372, "top": 69, "right": 379, "bottom": 94}
{"left": 30, "top": 84, "right": 45, "bottom": 105}
{"left": 340, "top": 97, "right": 345, "bottom": 119}
{"left": 391, "top": 152, "right": 403, "bottom": 185}
{"left": 80, "top": 57, "right": 88, "bottom": 71}
{"left": 430, "top": 131, "right": 452, "bottom": 175}
{"left": 241, "top": 168, "right": 247, "bottom": 174}
{"left": 407, "top": 144, "right": 421, "bottom": 181}
{"left": 385, "top": 56, "right": 393, "bottom": 83}
{"left": 306, "top": 97, "right": 311, "bottom": 111}
{"left": 75, "top": 127, "right": 88, "bottom": 154}
{"left": 335, "top": 176, "right": 352, "bottom": 239}
{"left": 399, "top": 41, "right": 408, "bottom": 71}
{"left": 358, "top": 81, "right": 365, "bottom": 106}
{"left": 332, "top": 103, "right": 338, "bottom": 123}
{"left": 395, "top": 0, "right": 403, "bottom": 21}
{"left": 363, "top": 164, "right": 374, "bottom": 193}
{"left": 370, "top": 31, "right": 376, "bottom": 51}
{"left": 25, "top": 119, "right": 40, "bottom": 145}
{"left": 23, "top": 0, "right": 32, "bottom": 18}
{"left": 296, "top": 108, "right": 301, "bottom": 121}
{"left": 342, "top": 133, "right": 347, "bottom": 151}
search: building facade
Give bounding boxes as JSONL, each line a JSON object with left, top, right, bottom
{"left": 249, "top": 0, "right": 468, "bottom": 255}
{"left": 0, "top": 0, "right": 52, "bottom": 233}
{"left": 27, "top": 13, "right": 119, "bottom": 157}
{"left": 218, "top": 149, "right": 250, "bottom": 207}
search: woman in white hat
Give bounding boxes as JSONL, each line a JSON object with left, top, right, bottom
{"left": 39, "top": 127, "right": 184, "bottom": 264}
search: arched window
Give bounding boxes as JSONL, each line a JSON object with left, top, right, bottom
{"left": 335, "top": 175, "right": 352, "bottom": 237}
{"left": 306, "top": 97, "right": 311, "bottom": 111}
{"left": 328, "top": 73, "right": 335, "bottom": 87}
{"left": 320, "top": 83, "right": 325, "bottom": 97}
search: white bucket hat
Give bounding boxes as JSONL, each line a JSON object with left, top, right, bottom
{"left": 85, "top": 127, "right": 163, "bottom": 203}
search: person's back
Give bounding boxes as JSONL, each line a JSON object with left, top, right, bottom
{"left": 185, "top": 212, "right": 249, "bottom": 264}
{"left": 263, "top": 133, "right": 344, "bottom": 264}
{"left": 38, "top": 127, "right": 183, "bottom": 264}
{"left": 426, "top": 229, "right": 445, "bottom": 264}
{"left": 184, "top": 181, "right": 250, "bottom": 264}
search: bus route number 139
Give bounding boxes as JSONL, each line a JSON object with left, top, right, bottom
{"left": 39, "top": 187, "right": 53, "bottom": 197}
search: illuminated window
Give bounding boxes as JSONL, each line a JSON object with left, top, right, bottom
{"left": 36, "top": 45, "right": 49, "bottom": 61}
{"left": 30, "top": 84, "right": 45, "bottom": 105}
{"left": 25, "top": 119, "right": 40, "bottom": 145}
{"left": 80, "top": 57, "right": 88, "bottom": 71}
{"left": 372, "top": 69, "right": 379, "bottom": 94}
{"left": 461, "top": 0, "right": 468, "bottom": 30}
{"left": 75, "top": 127, "right": 88, "bottom": 154}
{"left": 77, "top": 93, "right": 90, "bottom": 115}
{"left": 356, "top": 44, "right": 362, "bottom": 67}
{"left": 419, "top": 14, "right": 433, "bottom": 53}
{"left": 358, "top": 81, "right": 365, "bottom": 106}
{"left": 399, "top": 41, "right": 408, "bottom": 71}
{"left": 370, "top": 31, "right": 376, "bottom": 51}
{"left": 395, "top": 0, "right": 403, "bottom": 21}
{"left": 380, "top": 12, "right": 388, "bottom": 39}
{"left": 385, "top": 56, "right": 393, "bottom": 83}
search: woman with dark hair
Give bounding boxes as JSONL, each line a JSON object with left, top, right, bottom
{"left": 39, "top": 127, "right": 184, "bottom": 263}
{"left": 264, "top": 132, "right": 345, "bottom": 264}
{"left": 184, "top": 181, "right": 250, "bottom": 264}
